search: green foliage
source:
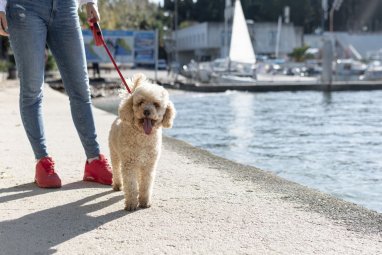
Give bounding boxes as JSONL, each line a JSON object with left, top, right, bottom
{"left": 0, "top": 59, "right": 8, "bottom": 72}
{"left": 45, "top": 53, "right": 57, "bottom": 71}
{"left": 243, "top": 0, "right": 321, "bottom": 33}
{"left": 96, "top": 0, "right": 164, "bottom": 30}
{"left": 288, "top": 45, "right": 311, "bottom": 62}
{"left": 161, "top": 0, "right": 382, "bottom": 33}
{"left": 163, "top": 0, "right": 316, "bottom": 30}
{"left": 77, "top": 0, "right": 382, "bottom": 37}
{"left": 179, "top": 20, "right": 198, "bottom": 29}
{"left": 191, "top": 0, "right": 225, "bottom": 22}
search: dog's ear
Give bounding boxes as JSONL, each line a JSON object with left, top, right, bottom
{"left": 118, "top": 95, "right": 134, "bottom": 122}
{"left": 131, "top": 73, "right": 147, "bottom": 92}
{"left": 162, "top": 101, "right": 176, "bottom": 128}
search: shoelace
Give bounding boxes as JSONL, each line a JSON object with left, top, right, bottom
{"left": 100, "top": 158, "right": 112, "bottom": 171}
{"left": 42, "top": 159, "right": 55, "bottom": 175}
{"left": 95, "top": 158, "right": 112, "bottom": 172}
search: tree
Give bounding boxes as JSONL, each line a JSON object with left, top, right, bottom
{"left": 78, "top": 0, "right": 382, "bottom": 33}
{"left": 83, "top": 0, "right": 164, "bottom": 30}
{"left": 161, "top": 0, "right": 382, "bottom": 33}
{"left": 288, "top": 45, "right": 312, "bottom": 62}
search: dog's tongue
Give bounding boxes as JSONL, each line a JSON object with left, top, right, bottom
{"left": 143, "top": 118, "right": 152, "bottom": 135}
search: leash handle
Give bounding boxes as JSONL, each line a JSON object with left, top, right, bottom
{"left": 89, "top": 18, "right": 132, "bottom": 94}
{"left": 89, "top": 20, "right": 104, "bottom": 46}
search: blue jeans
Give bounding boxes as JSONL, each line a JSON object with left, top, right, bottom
{"left": 6, "top": 0, "right": 100, "bottom": 159}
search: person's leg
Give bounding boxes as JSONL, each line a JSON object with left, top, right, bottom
{"left": 46, "top": 0, "right": 100, "bottom": 159}
{"left": 6, "top": 1, "right": 49, "bottom": 160}
{"left": 7, "top": 0, "right": 62, "bottom": 188}
{"left": 46, "top": 0, "right": 112, "bottom": 185}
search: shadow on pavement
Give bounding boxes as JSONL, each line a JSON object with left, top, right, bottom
{"left": 0, "top": 181, "right": 110, "bottom": 204}
{"left": 0, "top": 182, "right": 128, "bottom": 254}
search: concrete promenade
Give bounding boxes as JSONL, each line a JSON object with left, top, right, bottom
{"left": 0, "top": 79, "right": 381, "bottom": 254}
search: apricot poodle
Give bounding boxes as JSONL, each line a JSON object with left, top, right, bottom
{"left": 109, "top": 74, "right": 176, "bottom": 211}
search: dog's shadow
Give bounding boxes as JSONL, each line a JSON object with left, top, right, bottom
{"left": 0, "top": 182, "right": 130, "bottom": 254}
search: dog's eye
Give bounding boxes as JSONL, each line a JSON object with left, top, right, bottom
{"left": 154, "top": 102, "right": 160, "bottom": 108}
{"left": 137, "top": 101, "right": 144, "bottom": 106}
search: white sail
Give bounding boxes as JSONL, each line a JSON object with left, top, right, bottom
{"left": 229, "top": 0, "right": 256, "bottom": 64}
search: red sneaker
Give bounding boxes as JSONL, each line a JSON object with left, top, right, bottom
{"left": 35, "top": 157, "right": 62, "bottom": 188}
{"left": 83, "top": 154, "right": 112, "bottom": 185}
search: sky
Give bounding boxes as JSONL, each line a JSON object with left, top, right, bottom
{"left": 149, "top": 0, "right": 164, "bottom": 6}
{"left": 148, "top": 0, "right": 198, "bottom": 7}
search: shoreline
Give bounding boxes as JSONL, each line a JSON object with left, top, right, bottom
{"left": 86, "top": 80, "right": 382, "bottom": 233}
{"left": 164, "top": 136, "right": 382, "bottom": 235}
{"left": 1, "top": 78, "right": 381, "bottom": 254}
{"left": 10, "top": 73, "right": 382, "bottom": 216}
{"left": 90, "top": 86, "right": 382, "bottom": 214}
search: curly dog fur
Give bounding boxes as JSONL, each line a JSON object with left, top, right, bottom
{"left": 109, "top": 73, "right": 176, "bottom": 211}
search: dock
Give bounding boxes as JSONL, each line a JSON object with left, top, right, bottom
{"left": 158, "top": 79, "right": 382, "bottom": 93}
{"left": 45, "top": 69, "right": 382, "bottom": 94}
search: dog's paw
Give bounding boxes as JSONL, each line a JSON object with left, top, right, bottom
{"left": 112, "top": 183, "right": 121, "bottom": 191}
{"left": 124, "top": 201, "right": 139, "bottom": 211}
{"left": 139, "top": 202, "right": 151, "bottom": 209}
{"left": 139, "top": 198, "right": 152, "bottom": 209}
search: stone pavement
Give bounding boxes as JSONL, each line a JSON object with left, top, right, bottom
{"left": 0, "top": 79, "right": 381, "bottom": 254}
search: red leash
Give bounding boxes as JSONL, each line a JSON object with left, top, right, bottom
{"left": 89, "top": 18, "right": 132, "bottom": 94}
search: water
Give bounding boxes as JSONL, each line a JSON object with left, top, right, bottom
{"left": 93, "top": 90, "right": 382, "bottom": 213}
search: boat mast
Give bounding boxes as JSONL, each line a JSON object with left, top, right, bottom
{"left": 225, "top": 0, "right": 233, "bottom": 73}
{"left": 224, "top": 0, "right": 233, "bottom": 59}
{"left": 275, "top": 16, "right": 282, "bottom": 59}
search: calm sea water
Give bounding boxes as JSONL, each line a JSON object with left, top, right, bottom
{"left": 93, "top": 90, "right": 382, "bottom": 213}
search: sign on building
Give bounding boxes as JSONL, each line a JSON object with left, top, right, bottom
{"left": 82, "top": 30, "right": 156, "bottom": 65}
{"left": 134, "top": 31, "right": 156, "bottom": 64}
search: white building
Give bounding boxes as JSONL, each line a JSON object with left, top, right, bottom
{"left": 253, "top": 22, "right": 303, "bottom": 56}
{"left": 169, "top": 21, "right": 304, "bottom": 65}
{"left": 305, "top": 32, "right": 382, "bottom": 60}
{"left": 176, "top": 22, "right": 223, "bottom": 64}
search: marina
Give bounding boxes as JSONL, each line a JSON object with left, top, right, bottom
{"left": 70, "top": 0, "right": 382, "bottom": 211}
{"left": 1, "top": 1, "right": 382, "bottom": 254}
{"left": 92, "top": 84, "right": 382, "bottom": 213}
{"left": 1, "top": 81, "right": 381, "bottom": 254}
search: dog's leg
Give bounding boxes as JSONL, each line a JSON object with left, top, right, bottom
{"left": 121, "top": 161, "right": 139, "bottom": 211}
{"left": 139, "top": 164, "right": 157, "bottom": 208}
{"left": 110, "top": 149, "right": 121, "bottom": 191}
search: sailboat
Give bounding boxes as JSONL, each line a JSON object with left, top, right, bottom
{"left": 211, "top": 0, "right": 257, "bottom": 84}
{"left": 183, "top": 0, "right": 257, "bottom": 84}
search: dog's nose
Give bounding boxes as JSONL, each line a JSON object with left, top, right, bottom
{"left": 144, "top": 109, "right": 150, "bottom": 116}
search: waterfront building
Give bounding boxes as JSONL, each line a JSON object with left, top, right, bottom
{"left": 304, "top": 32, "right": 382, "bottom": 60}
{"left": 169, "top": 22, "right": 382, "bottom": 66}
{"left": 168, "top": 21, "right": 304, "bottom": 65}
